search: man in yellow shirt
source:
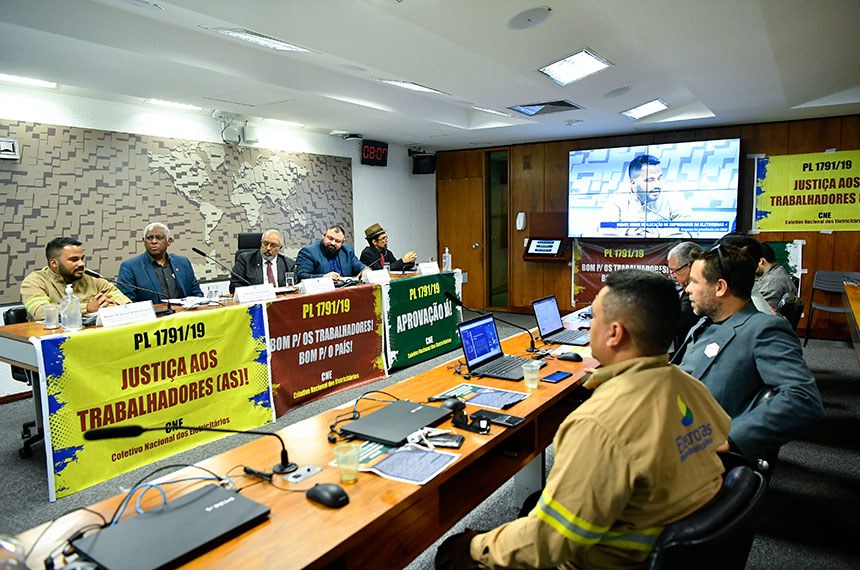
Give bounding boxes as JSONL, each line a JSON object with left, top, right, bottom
{"left": 437, "top": 269, "right": 731, "bottom": 569}
{"left": 21, "top": 237, "right": 130, "bottom": 320}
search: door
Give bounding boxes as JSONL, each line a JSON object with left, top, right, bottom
{"left": 437, "top": 177, "right": 486, "bottom": 308}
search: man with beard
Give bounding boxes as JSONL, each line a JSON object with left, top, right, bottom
{"left": 229, "top": 229, "right": 295, "bottom": 293}
{"left": 118, "top": 222, "right": 203, "bottom": 303}
{"left": 597, "top": 154, "right": 691, "bottom": 237}
{"left": 295, "top": 224, "right": 368, "bottom": 282}
{"left": 359, "top": 223, "right": 417, "bottom": 272}
{"left": 21, "top": 237, "right": 130, "bottom": 320}
{"left": 672, "top": 243, "right": 822, "bottom": 461}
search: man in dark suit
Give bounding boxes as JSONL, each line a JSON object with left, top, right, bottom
{"left": 295, "top": 225, "right": 367, "bottom": 283}
{"left": 229, "top": 229, "right": 295, "bottom": 293}
{"left": 667, "top": 241, "right": 702, "bottom": 354}
{"left": 672, "top": 243, "right": 823, "bottom": 461}
{"left": 118, "top": 222, "right": 203, "bottom": 303}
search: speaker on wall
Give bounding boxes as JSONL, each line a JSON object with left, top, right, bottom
{"left": 412, "top": 154, "right": 436, "bottom": 175}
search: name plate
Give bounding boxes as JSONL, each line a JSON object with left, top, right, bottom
{"left": 234, "top": 283, "right": 277, "bottom": 304}
{"left": 98, "top": 301, "right": 158, "bottom": 328}
{"left": 298, "top": 277, "right": 336, "bottom": 295}
{"left": 417, "top": 261, "right": 440, "bottom": 275}
{"left": 365, "top": 269, "right": 391, "bottom": 285}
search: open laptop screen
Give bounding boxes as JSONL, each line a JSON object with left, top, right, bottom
{"left": 533, "top": 295, "right": 564, "bottom": 337}
{"left": 458, "top": 314, "right": 503, "bottom": 369}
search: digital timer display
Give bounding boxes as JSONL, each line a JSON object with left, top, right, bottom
{"left": 361, "top": 140, "right": 389, "bottom": 167}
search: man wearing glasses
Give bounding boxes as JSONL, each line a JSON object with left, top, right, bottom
{"left": 295, "top": 224, "right": 368, "bottom": 283}
{"left": 118, "top": 222, "right": 203, "bottom": 303}
{"left": 229, "top": 229, "right": 295, "bottom": 293}
{"left": 667, "top": 242, "right": 702, "bottom": 353}
{"left": 671, "top": 243, "right": 823, "bottom": 462}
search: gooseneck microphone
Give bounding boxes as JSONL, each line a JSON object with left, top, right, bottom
{"left": 85, "top": 424, "right": 298, "bottom": 474}
{"left": 84, "top": 269, "right": 175, "bottom": 315}
{"left": 191, "top": 247, "right": 251, "bottom": 286}
{"left": 444, "top": 291, "right": 540, "bottom": 353}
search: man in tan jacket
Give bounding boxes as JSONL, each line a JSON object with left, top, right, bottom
{"left": 437, "top": 269, "right": 731, "bottom": 569}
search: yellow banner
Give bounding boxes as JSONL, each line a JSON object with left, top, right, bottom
{"left": 36, "top": 304, "right": 274, "bottom": 500}
{"left": 756, "top": 150, "right": 860, "bottom": 231}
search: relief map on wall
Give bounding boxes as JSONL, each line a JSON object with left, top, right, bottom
{"left": 0, "top": 120, "right": 353, "bottom": 305}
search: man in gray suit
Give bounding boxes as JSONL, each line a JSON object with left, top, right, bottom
{"left": 672, "top": 243, "right": 823, "bottom": 461}
{"left": 229, "top": 229, "right": 295, "bottom": 293}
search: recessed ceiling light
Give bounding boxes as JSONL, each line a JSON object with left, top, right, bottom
{"left": 201, "top": 27, "right": 312, "bottom": 53}
{"left": 472, "top": 106, "right": 513, "bottom": 117}
{"left": 373, "top": 78, "right": 449, "bottom": 95}
{"left": 266, "top": 118, "right": 304, "bottom": 128}
{"left": 0, "top": 73, "right": 57, "bottom": 89}
{"left": 145, "top": 98, "right": 204, "bottom": 111}
{"left": 621, "top": 99, "right": 668, "bottom": 120}
{"left": 329, "top": 130, "right": 349, "bottom": 136}
{"left": 539, "top": 48, "right": 612, "bottom": 86}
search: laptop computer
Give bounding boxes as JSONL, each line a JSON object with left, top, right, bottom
{"left": 340, "top": 400, "right": 452, "bottom": 446}
{"left": 532, "top": 295, "right": 590, "bottom": 346}
{"left": 72, "top": 485, "right": 270, "bottom": 570}
{"left": 457, "top": 314, "right": 545, "bottom": 380}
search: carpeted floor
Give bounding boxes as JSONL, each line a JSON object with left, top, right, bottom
{"left": 2, "top": 313, "right": 858, "bottom": 568}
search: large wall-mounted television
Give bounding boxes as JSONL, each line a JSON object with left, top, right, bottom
{"left": 568, "top": 138, "right": 740, "bottom": 239}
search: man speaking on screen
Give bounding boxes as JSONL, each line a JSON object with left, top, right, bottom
{"left": 597, "top": 154, "right": 691, "bottom": 237}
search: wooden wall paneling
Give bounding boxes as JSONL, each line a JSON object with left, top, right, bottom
{"left": 509, "top": 144, "right": 545, "bottom": 310}
{"left": 437, "top": 176, "right": 486, "bottom": 308}
{"left": 544, "top": 141, "right": 571, "bottom": 212}
{"left": 436, "top": 150, "right": 483, "bottom": 180}
{"left": 841, "top": 115, "right": 860, "bottom": 148}
{"left": 787, "top": 117, "right": 843, "bottom": 154}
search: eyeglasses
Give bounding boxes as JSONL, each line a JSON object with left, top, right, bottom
{"left": 261, "top": 241, "right": 281, "bottom": 249}
{"left": 709, "top": 244, "right": 732, "bottom": 289}
{"left": 668, "top": 262, "right": 690, "bottom": 276}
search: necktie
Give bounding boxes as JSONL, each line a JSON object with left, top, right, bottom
{"left": 266, "top": 261, "right": 276, "bottom": 286}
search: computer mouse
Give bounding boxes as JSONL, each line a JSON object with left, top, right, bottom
{"left": 440, "top": 397, "right": 466, "bottom": 412}
{"left": 306, "top": 483, "right": 350, "bottom": 508}
{"left": 558, "top": 352, "right": 583, "bottom": 362}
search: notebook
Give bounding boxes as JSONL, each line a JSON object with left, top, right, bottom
{"left": 532, "top": 295, "right": 590, "bottom": 346}
{"left": 71, "top": 485, "right": 270, "bottom": 570}
{"left": 340, "top": 400, "right": 452, "bottom": 446}
{"left": 457, "top": 314, "right": 544, "bottom": 380}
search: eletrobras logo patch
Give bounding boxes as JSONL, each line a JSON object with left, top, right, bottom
{"left": 674, "top": 394, "right": 713, "bottom": 462}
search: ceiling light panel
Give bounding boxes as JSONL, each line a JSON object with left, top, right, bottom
{"left": 145, "top": 98, "right": 204, "bottom": 111}
{"left": 202, "top": 27, "right": 312, "bottom": 53}
{"left": 373, "top": 79, "right": 449, "bottom": 95}
{"left": 539, "top": 48, "right": 613, "bottom": 86}
{"left": 0, "top": 73, "right": 57, "bottom": 89}
{"left": 621, "top": 99, "right": 668, "bottom": 120}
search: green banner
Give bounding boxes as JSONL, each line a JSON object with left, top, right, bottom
{"left": 387, "top": 273, "right": 461, "bottom": 369}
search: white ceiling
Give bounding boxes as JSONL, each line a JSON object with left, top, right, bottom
{"left": 1, "top": 0, "right": 859, "bottom": 150}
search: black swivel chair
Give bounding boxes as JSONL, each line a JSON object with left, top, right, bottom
{"left": 235, "top": 232, "right": 263, "bottom": 262}
{"left": 776, "top": 292, "right": 804, "bottom": 331}
{"left": 804, "top": 270, "right": 860, "bottom": 346}
{"left": 647, "top": 466, "right": 768, "bottom": 570}
{"left": 3, "top": 306, "right": 44, "bottom": 458}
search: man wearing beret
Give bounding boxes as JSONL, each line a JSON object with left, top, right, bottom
{"left": 359, "top": 223, "right": 417, "bottom": 272}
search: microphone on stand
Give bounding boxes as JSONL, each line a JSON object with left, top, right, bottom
{"left": 84, "top": 269, "right": 174, "bottom": 315}
{"left": 443, "top": 291, "right": 541, "bottom": 353}
{"left": 84, "top": 424, "right": 298, "bottom": 474}
{"left": 191, "top": 247, "right": 251, "bottom": 286}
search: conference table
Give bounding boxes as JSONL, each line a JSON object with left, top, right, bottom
{"left": 844, "top": 283, "right": 860, "bottom": 366}
{"left": 16, "top": 331, "right": 596, "bottom": 569}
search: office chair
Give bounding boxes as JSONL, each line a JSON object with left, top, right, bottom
{"left": 235, "top": 232, "right": 263, "bottom": 261}
{"left": 804, "top": 270, "right": 860, "bottom": 346}
{"left": 647, "top": 465, "right": 768, "bottom": 570}
{"left": 776, "top": 292, "right": 804, "bottom": 331}
{"left": 3, "top": 306, "right": 44, "bottom": 458}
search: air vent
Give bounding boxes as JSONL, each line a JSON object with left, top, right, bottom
{"left": 508, "top": 100, "right": 582, "bottom": 117}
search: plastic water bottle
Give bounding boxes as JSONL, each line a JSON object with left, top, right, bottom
{"left": 60, "top": 284, "right": 82, "bottom": 331}
{"left": 442, "top": 247, "right": 452, "bottom": 271}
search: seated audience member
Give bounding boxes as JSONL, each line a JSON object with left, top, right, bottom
{"left": 230, "top": 229, "right": 295, "bottom": 293}
{"left": 756, "top": 242, "right": 796, "bottom": 309}
{"left": 667, "top": 241, "right": 703, "bottom": 353}
{"left": 437, "top": 270, "right": 731, "bottom": 569}
{"left": 717, "top": 233, "right": 772, "bottom": 313}
{"left": 21, "top": 237, "right": 130, "bottom": 320}
{"left": 295, "top": 225, "right": 368, "bottom": 282}
{"left": 672, "top": 244, "right": 823, "bottom": 461}
{"left": 359, "top": 223, "right": 417, "bottom": 272}
{"left": 118, "top": 222, "right": 203, "bottom": 303}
